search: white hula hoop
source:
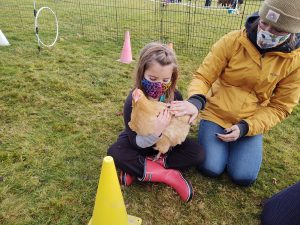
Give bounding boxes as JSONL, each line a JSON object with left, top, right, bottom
{"left": 35, "top": 6, "right": 59, "bottom": 48}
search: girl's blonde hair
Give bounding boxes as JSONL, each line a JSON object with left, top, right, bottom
{"left": 134, "top": 42, "right": 178, "bottom": 102}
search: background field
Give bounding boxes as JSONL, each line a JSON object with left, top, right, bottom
{"left": 1, "top": 0, "right": 263, "bottom": 55}
{"left": 0, "top": 0, "right": 299, "bottom": 224}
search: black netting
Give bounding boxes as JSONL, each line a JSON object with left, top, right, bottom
{"left": 0, "top": 0, "right": 262, "bottom": 55}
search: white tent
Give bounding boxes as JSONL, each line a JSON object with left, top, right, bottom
{"left": 0, "top": 30, "right": 10, "bottom": 46}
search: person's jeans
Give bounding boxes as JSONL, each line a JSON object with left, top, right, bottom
{"left": 198, "top": 120, "right": 263, "bottom": 186}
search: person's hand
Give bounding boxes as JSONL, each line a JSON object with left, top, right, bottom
{"left": 169, "top": 100, "right": 198, "bottom": 124}
{"left": 153, "top": 108, "right": 172, "bottom": 137}
{"left": 216, "top": 125, "right": 240, "bottom": 142}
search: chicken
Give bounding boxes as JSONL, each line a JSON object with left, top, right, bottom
{"left": 128, "top": 88, "right": 191, "bottom": 158}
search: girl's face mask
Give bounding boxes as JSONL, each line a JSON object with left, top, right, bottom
{"left": 257, "top": 25, "right": 291, "bottom": 49}
{"left": 141, "top": 78, "right": 171, "bottom": 99}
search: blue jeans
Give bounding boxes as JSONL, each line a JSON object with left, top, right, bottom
{"left": 198, "top": 120, "right": 263, "bottom": 186}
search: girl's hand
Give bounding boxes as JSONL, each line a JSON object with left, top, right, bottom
{"left": 169, "top": 100, "right": 198, "bottom": 124}
{"left": 154, "top": 108, "right": 171, "bottom": 137}
{"left": 216, "top": 125, "right": 240, "bottom": 142}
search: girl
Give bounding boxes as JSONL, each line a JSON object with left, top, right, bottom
{"left": 107, "top": 42, "right": 204, "bottom": 202}
{"left": 171, "top": 0, "right": 300, "bottom": 186}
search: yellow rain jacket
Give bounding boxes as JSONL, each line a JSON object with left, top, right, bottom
{"left": 188, "top": 29, "right": 300, "bottom": 136}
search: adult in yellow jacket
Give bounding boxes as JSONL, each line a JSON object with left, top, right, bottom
{"left": 170, "top": 0, "right": 300, "bottom": 186}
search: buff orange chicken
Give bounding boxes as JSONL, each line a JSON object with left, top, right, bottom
{"left": 128, "top": 88, "right": 191, "bottom": 157}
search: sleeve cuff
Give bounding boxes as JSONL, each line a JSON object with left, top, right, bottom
{"left": 237, "top": 120, "right": 249, "bottom": 137}
{"left": 187, "top": 94, "right": 206, "bottom": 111}
{"left": 136, "top": 134, "right": 160, "bottom": 148}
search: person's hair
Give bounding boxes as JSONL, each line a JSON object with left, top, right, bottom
{"left": 134, "top": 42, "right": 178, "bottom": 102}
{"left": 249, "top": 17, "right": 297, "bottom": 50}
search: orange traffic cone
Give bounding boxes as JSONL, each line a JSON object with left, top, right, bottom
{"left": 167, "top": 42, "right": 173, "bottom": 49}
{"left": 88, "top": 156, "right": 142, "bottom": 225}
{"left": 118, "top": 31, "right": 133, "bottom": 64}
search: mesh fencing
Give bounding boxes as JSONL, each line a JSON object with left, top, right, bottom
{"left": 0, "top": 0, "right": 262, "bottom": 56}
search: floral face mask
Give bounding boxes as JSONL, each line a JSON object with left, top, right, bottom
{"left": 141, "top": 78, "right": 171, "bottom": 99}
{"left": 257, "top": 25, "right": 291, "bottom": 49}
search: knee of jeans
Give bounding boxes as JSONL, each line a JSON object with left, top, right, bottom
{"left": 229, "top": 171, "right": 257, "bottom": 187}
{"left": 232, "top": 177, "right": 255, "bottom": 187}
{"left": 198, "top": 163, "right": 224, "bottom": 177}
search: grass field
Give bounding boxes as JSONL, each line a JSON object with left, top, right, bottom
{"left": 1, "top": 0, "right": 299, "bottom": 225}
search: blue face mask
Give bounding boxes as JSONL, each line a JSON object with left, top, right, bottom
{"left": 141, "top": 78, "right": 171, "bottom": 99}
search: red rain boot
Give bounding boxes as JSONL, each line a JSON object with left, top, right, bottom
{"left": 147, "top": 154, "right": 167, "bottom": 168}
{"left": 139, "top": 159, "right": 193, "bottom": 202}
{"left": 120, "top": 170, "right": 135, "bottom": 186}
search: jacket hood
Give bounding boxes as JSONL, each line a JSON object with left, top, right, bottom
{"left": 245, "top": 12, "right": 300, "bottom": 54}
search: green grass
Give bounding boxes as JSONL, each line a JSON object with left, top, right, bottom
{"left": 1, "top": 1, "right": 300, "bottom": 224}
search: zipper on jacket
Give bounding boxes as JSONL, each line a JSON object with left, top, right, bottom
{"left": 260, "top": 54, "right": 265, "bottom": 69}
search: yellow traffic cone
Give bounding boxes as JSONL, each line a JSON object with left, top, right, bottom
{"left": 88, "top": 156, "right": 142, "bottom": 225}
